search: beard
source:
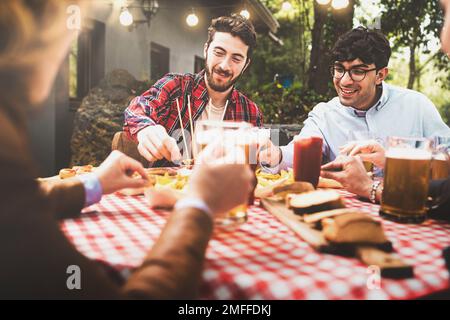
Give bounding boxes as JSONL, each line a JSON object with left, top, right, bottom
{"left": 205, "top": 60, "right": 244, "bottom": 92}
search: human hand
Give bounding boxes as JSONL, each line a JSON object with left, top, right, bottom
{"left": 339, "top": 140, "right": 386, "bottom": 168}
{"left": 137, "top": 125, "right": 182, "bottom": 162}
{"left": 321, "top": 156, "right": 373, "bottom": 199}
{"left": 189, "top": 143, "right": 254, "bottom": 215}
{"left": 258, "top": 140, "right": 282, "bottom": 168}
{"left": 93, "top": 150, "right": 148, "bottom": 194}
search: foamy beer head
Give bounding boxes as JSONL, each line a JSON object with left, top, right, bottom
{"left": 381, "top": 143, "right": 432, "bottom": 223}
{"left": 195, "top": 120, "right": 254, "bottom": 164}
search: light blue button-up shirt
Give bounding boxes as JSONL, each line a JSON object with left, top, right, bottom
{"left": 277, "top": 82, "right": 450, "bottom": 170}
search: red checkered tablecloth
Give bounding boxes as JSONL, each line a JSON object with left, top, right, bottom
{"left": 61, "top": 191, "right": 450, "bottom": 300}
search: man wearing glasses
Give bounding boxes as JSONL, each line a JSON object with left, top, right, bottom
{"left": 260, "top": 27, "right": 450, "bottom": 169}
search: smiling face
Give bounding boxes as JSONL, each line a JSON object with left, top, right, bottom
{"left": 204, "top": 32, "right": 249, "bottom": 93}
{"left": 332, "top": 59, "right": 388, "bottom": 111}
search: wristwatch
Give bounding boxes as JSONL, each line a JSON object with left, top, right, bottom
{"left": 260, "top": 145, "right": 283, "bottom": 168}
{"left": 370, "top": 180, "right": 382, "bottom": 204}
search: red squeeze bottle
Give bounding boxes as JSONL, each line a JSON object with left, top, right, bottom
{"left": 293, "top": 136, "right": 323, "bottom": 188}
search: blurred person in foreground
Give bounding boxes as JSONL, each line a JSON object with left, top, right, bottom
{"left": 0, "top": 0, "right": 253, "bottom": 299}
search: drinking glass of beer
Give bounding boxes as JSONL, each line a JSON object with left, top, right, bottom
{"left": 342, "top": 130, "right": 382, "bottom": 173}
{"left": 431, "top": 136, "right": 450, "bottom": 180}
{"left": 195, "top": 120, "right": 256, "bottom": 227}
{"left": 380, "top": 137, "right": 433, "bottom": 223}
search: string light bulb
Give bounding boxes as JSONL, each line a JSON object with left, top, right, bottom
{"left": 119, "top": 7, "right": 133, "bottom": 27}
{"left": 186, "top": 9, "right": 199, "bottom": 27}
{"left": 240, "top": 9, "right": 250, "bottom": 19}
{"left": 331, "top": 0, "right": 349, "bottom": 9}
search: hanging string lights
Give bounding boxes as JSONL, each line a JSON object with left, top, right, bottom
{"left": 186, "top": 8, "right": 199, "bottom": 27}
{"left": 119, "top": 7, "right": 133, "bottom": 26}
{"left": 117, "top": 1, "right": 325, "bottom": 29}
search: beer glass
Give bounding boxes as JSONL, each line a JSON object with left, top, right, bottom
{"left": 195, "top": 120, "right": 256, "bottom": 227}
{"left": 431, "top": 136, "right": 450, "bottom": 180}
{"left": 343, "top": 130, "right": 382, "bottom": 173}
{"left": 380, "top": 137, "right": 433, "bottom": 223}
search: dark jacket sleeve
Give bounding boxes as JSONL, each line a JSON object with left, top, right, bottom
{"left": 428, "top": 178, "right": 450, "bottom": 220}
{"left": 0, "top": 110, "right": 212, "bottom": 299}
{"left": 38, "top": 177, "right": 85, "bottom": 220}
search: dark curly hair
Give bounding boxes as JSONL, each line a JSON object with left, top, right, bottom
{"left": 206, "top": 14, "right": 257, "bottom": 61}
{"left": 331, "top": 26, "right": 392, "bottom": 70}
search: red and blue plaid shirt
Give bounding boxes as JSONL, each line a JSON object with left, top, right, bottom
{"left": 124, "top": 70, "right": 263, "bottom": 141}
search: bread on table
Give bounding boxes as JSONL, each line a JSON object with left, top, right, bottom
{"left": 287, "top": 189, "right": 344, "bottom": 215}
{"left": 322, "top": 212, "right": 388, "bottom": 244}
{"left": 72, "top": 165, "right": 93, "bottom": 175}
{"left": 317, "top": 177, "right": 343, "bottom": 189}
{"left": 303, "top": 208, "right": 361, "bottom": 225}
{"left": 271, "top": 182, "right": 315, "bottom": 200}
{"left": 145, "top": 167, "right": 178, "bottom": 176}
{"left": 59, "top": 168, "right": 77, "bottom": 179}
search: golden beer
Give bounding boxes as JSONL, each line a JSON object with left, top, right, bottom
{"left": 431, "top": 154, "right": 450, "bottom": 180}
{"left": 363, "top": 161, "right": 374, "bottom": 173}
{"left": 431, "top": 136, "right": 450, "bottom": 179}
{"left": 195, "top": 121, "right": 257, "bottom": 227}
{"left": 224, "top": 140, "right": 259, "bottom": 226}
{"left": 380, "top": 148, "right": 431, "bottom": 223}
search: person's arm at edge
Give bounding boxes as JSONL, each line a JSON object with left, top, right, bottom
{"left": 123, "top": 74, "right": 181, "bottom": 142}
{"left": 123, "top": 206, "right": 213, "bottom": 299}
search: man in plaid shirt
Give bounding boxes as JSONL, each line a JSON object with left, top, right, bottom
{"left": 124, "top": 15, "right": 263, "bottom": 167}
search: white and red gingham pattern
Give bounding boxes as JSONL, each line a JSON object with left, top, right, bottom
{"left": 61, "top": 190, "right": 450, "bottom": 300}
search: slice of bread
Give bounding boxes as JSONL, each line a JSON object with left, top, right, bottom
{"left": 318, "top": 177, "right": 343, "bottom": 189}
{"left": 287, "top": 190, "right": 344, "bottom": 215}
{"left": 322, "top": 212, "right": 388, "bottom": 244}
{"left": 59, "top": 168, "right": 77, "bottom": 179}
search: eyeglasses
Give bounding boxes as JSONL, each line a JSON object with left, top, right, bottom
{"left": 330, "top": 65, "right": 377, "bottom": 82}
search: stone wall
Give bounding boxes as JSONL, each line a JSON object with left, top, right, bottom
{"left": 70, "top": 69, "right": 150, "bottom": 166}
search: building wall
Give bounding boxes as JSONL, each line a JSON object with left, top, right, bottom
{"left": 100, "top": 5, "right": 210, "bottom": 81}
{"left": 28, "top": 3, "right": 213, "bottom": 176}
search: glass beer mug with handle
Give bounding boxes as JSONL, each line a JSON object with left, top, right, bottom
{"left": 195, "top": 120, "right": 255, "bottom": 227}
{"left": 431, "top": 136, "right": 450, "bottom": 180}
{"left": 342, "top": 130, "right": 382, "bottom": 174}
{"left": 380, "top": 136, "right": 449, "bottom": 224}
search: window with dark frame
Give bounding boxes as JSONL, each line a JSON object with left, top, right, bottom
{"left": 69, "top": 19, "right": 105, "bottom": 110}
{"left": 150, "top": 42, "right": 170, "bottom": 80}
{"left": 194, "top": 55, "right": 205, "bottom": 74}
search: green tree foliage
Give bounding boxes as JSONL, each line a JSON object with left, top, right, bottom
{"left": 308, "top": 0, "right": 356, "bottom": 95}
{"left": 240, "top": 0, "right": 328, "bottom": 124}
{"left": 380, "top": 0, "right": 448, "bottom": 89}
{"left": 239, "top": 0, "right": 449, "bottom": 124}
{"left": 242, "top": 0, "right": 312, "bottom": 89}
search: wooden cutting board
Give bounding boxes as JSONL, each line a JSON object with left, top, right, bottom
{"left": 260, "top": 198, "right": 414, "bottom": 279}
